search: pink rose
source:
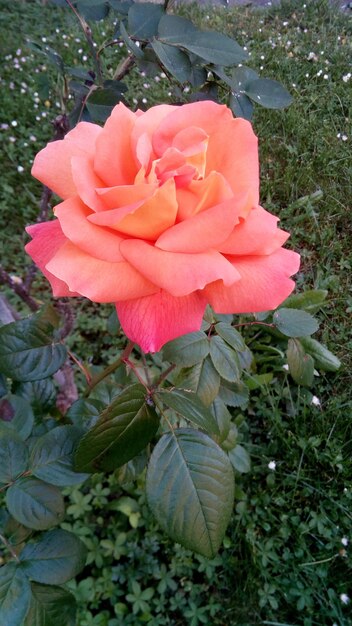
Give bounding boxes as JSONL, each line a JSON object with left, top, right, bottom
{"left": 26, "top": 101, "right": 300, "bottom": 352}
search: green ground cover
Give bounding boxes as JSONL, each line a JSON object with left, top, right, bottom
{"left": 0, "top": 0, "right": 351, "bottom": 624}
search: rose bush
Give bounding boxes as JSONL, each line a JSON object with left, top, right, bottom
{"left": 26, "top": 101, "right": 300, "bottom": 352}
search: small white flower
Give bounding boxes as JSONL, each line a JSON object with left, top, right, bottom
{"left": 11, "top": 120, "right": 17, "bottom": 127}
{"left": 17, "top": 165, "right": 24, "bottom": 173}
{"left": 268, "top": 461, "right": 276, "bottom": 471}
{"left": 342, "top": 73, "right": 351, "bottom": 83}
{"left": 282, "top": 364, "right": 289, "bottom": 371}
{"left": 10, "top": 275, "right": 22, "bottom": 284}
{"left": 340, "top": 593, "right": 350, "bottom": 605}
{"left": 311, "top": 396, "right": 321, "bottom": 406}
{"left": 341, "top": 537, "right": 349, "bottom": 547}
{"left": 342, "top": 134, "right": 348, "bottom": 141}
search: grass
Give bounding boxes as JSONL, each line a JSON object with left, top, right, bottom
{"left": 0, "top": 0, "right": 351, "bottom": 624}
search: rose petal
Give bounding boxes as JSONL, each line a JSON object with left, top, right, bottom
{"left": 46, "top": 241, "right": 159, "bottom": 302}
{"left": 132, "top": 104, "right": 177, "bottom": 162}
{"left": 156, "top": 197, "right": 242, "bottom": 253}
{"left": 31, "top": 121, "right": 102, "bottom": 199}
{"left": 219, "top": 205, "right": 289, "bottom": 255}
{"left": 205, "top": 248, "right": 301, "bottom": 313}
{"left": 96, "top": 182, "right": 157, "bottom": 210}
{"left": 90, "top": 179, "right": 178, "bottom": 240}
{"left": 25, "top": 221, "right": 78, "bottom": 297}
{"left": 176, "top": 171, "right": 234, "bottom": 221}
{"left": 116, "top": 289, "right": 207, "bottom": 353}
{"left": 71, "top": 156, "right": 106, "bottom": 212}
{"left": 120, "top": 239, "right": 240, "bottom": 297}
{"left": 54, "top": 197, "right": 125, "bottom": 262}
{"left": 94, "top": 103, "right": 138, "bottom": 187}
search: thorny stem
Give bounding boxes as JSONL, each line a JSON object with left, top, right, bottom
{"left": 113, "top": 53, "right": 135, "bottom": 81}
{"left": 155, "top": 364, "right": 176, "bottom": 388}
{"left": 67, "top": 349, "right": 92, "bottom": 384}
{"left": 65, "top": 0, "right": 104, "bottom": 86}
{"left": 0, "top": 533, "right": 20, "bottom": 563}
{"left": 123, "top": 358, "right": 150, "bottom": 391}
{"left": 152, "top": 394, "right": 175, "bottom": 433}
{"left": 84, "top": 341, "right": 135, "bottom": 397}
{"left": 0, "top": 267, "right": 39, "bottom": 311}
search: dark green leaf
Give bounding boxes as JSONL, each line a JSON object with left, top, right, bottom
{"left": 282, "top": 289, "right": 328, "bottom": 314}
{"left": 156, "top": 388, "right": 219, "bottom": 435}
{"left": 189, "top": 65, "right": 207, "bottom": 89}
{"left": 300, "top": 336, "right": 341, "bottom": 372}
{"left": 209, "top": 336, "right": 241, "bottom": 382}
{"left": 245, "top": 78, "right": 293, "bottom": 109}
{"left": 26, "top": 40, "right": 64, "bottom": 72}
{"left": 119, "top": 20, "right": 144, "bottom": 58}
{"left": 6, "top": 478, "right": 65, "bottom": 530}
{"left": 128, "top": 2, "right": 164, "bottom": 40}
{"left": 163, "top": 331, "right": 209, "bottom": 367}
{"left": 86, "top": 87, "right": 124, "bottom": 122}
{"left": 20, "top": 529, "right": 87, "bottom": 584}
{"left": 216, "top": 323, "right": 246, "bottom": 351}
{"left": 0, "top": 563, "right": 31, "bottom": 626}
{"left": 65, "top": 66, "right": 93, "bottom": 81}
{"left": 0, "top": 432, "right": 28, "bottom": 484}
{"left": 109, "top": 0, "right": 133, "bottom": 14}
{"left": 157, "top": 14, "right": 197, "bottom": 43}
{"left": 231, "top": 66, "right": 259, "bottom": 90}
{"left": 273, "top": 308, "right": 319, "bottom": 337}
{"left": 229, "top": 92, "right": 254, "bottom": 121}
{"left": 75, "top": 384, "right": 159, "bottom": 472}
{"left": 76, "top": 0, "right": 109, "bottom": 21}
{"left": 66, "top": 397, "right": 102, "bottom": 430}
{"left": 15, "top": 379, "right": 55, "bottom": 414}
{"left": 0, "top": 374, "right": 7, "bottom": 397}
{"left": 0, "top": 394, "right": 34, "bottom": 440}
{"left": 228, "top": 444, "right": 251, "bottom": 473}
{"left": 24, "top": 583, "right": 76, "bottom": 626}
{"left": 151, "top": 39, "right": 191, "bottom": 83}
{"left": 218, "top": 381, "right": 249, "bottom": 408}
{"left": 30, "top": 426, "right": 89, "bottom": 486}
{"left": 146, "top": 428, "right": 234, "bottom": 558}
{"left": 176, "top": 31, "right": 247, "bottom": 67}
{"left": 211, "top": 397, "right": 231, "bottom": 443}
{"left": 0, "top": 317, "right": 67, "bottom": 382}
{"left": 287, "top": 339, "right": 315, "bottom": 387}
{"left": 176, "top": 357, "right": 220, "bottom": 407}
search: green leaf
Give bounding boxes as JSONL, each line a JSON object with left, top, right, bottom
{"left": 30, "top": 426, "right": 89, "bottom": 486}
{"left": 156, "top": 388, "right": 219, "bottom": 435}
{"left": 245, "top": 78, "right": 293, "bottom": 109}
{"left": 287, "top": 339, "right": 315, "bottom": 387}
{"left": 0, "top": 563, "right": 31, "bottom": 626}
{"left": 66, "top": 397, "right": 102, "bottom": 430}
{"left": 15, "top": 379, "right": 55, "bottom": 414}
{"left": 300, "top": 336, "right": 341, "bottom": 372}
{"left": 215, "top": 323, "right": 246, "bottom": 351}
{"left": 157, "top": 14, "right": 197, "bottom": 43}
{"left": 0, "top": 395, "right": 34, "bottom": 440}
{"left": 228, "top": 444, "right": 251, "bottom": 473}
{"left": 273, "top": 308, "right": 319, "bottom": 337}
{"left": 163, "top": 331, "right": 209, "bottom": 367}
{"left": 119, "top": 21, "right": 145, "bottom": 59}
{"left": 24, "top": 583, "right": 76, "bottom": 626}
{"left": 20, "top": 529, "right": 87, "bottom": 584}
{"left": 75, "top": 384, "right": 159, "bottom": 472}
{"left": 229, "top": 92, "right": 254, "bottom": 121}
{"left": 86, "top": 87, "right": 124, "bottom": 122}
{"left": 0, "top": 317, "right": 67, "bottom": 382}
{"left": 176, "top": 356, "right": 220, "bottom": 406}
{"left": 146, "top": 428, "right": 234, "bottom": 558}
{"left": 231, "top": 66, "right": 259, "bottom": 90}
{"left": 175, "top": 31, "right": 247, "bottom": 67}
{"left": 76, "top": 0, "right": 109, "bottom": 21}
{"left": 128, "top": 2, "right": 164, "bottom": 40}
{"left": 0, "top": 432, "right": 28, "bottom": 484}
{"left": 6, "top": 478, "right": 65, "bottom": 530}
{"left": 282, "top": 289, "right": 328, "bottom": 314}
{"left": 209, "top": 336, "right": 241, "bottom": 382}
{"left": 218, "top": 381, "right": 249, "bottom": 408}
{"left": 211, "top": 397, "right": 231, "bottom": 443}
{"left": 151, "top": 39, "right": 191, "bottom": 84}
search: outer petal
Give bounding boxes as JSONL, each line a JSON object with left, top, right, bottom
{"left": 116, "top": 290, "right": 207, "bottom": 353}
{"left": 94, "top": 103, "right": 138, "bottom": 187}
{"left": 54, "top": 197, "right": 125, "bottom": 262}
{"left": 204, "top": 248, "right": 301, "bottom": 313}
{"left": 31, "top": 122, "right": 102, "bottom": 200}
{"left": 46, "top": 241, "right": 159, "bottom": 303}
{"left": 153, "top": 101, "right": 233, "bottom": 157}
{"left": 206, "top": 117, "right": 259, "bottom": 203}
{"left": 219, "top": 205, "right": 289, "bottom": 255}
{"left": 120, "top": 240, "right": 240, "bottom": 297}
{"left": 155, "top": 198, "right": 241, "bottom": 253}
{"left": 25, "top": 221, "right": 78, "bottom": 297}
{"left": 71, "top": 156, "right": 107, "bottom": 212}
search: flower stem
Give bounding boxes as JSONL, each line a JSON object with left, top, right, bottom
{"left": 84, "top": 341, "right": 135, "bottom": 397}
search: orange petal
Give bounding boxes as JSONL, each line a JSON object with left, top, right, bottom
{"left": 94, "top": 103, "right": 138, "bottom": 187}
{"left": 116, "top": 289, "right": 207, "bottom": 353}
{"left": 96, "top": 182, "right": 157, "bottom": 210}
{"left": 25, "top": 221, "right": 78, "bottom": 297}
{"left": 54, "top": 197, "right": 125, "bottom": 262}
{"left": 131, "top": 104, "right": 177, "bottom": 161}
{"left": 120, "top": 240, "right": 240, "bottom": 297}
{"left": 46, "top": 241, "right": 158, "bottom": 303}
{"left": 206, "top": 117, "right": 259, "bottom": 203}
{"left": 156, "top": 198, "right": 241, "bottom": 253}
{"left": 205, "top": 248, "right": 301, "bottom": 313}
{"left": 219, "top": 206, "right": 289, "bottom": 255}
{"left": 90, "top": 179, "right": 178, "bottom": 240}
{"left": 31, "top": 121, "right": 102, "bottom": 199}
{"left": 71, "top": 156, "right": 106, "bottom": 212}
{"left": 176, "top": 171, "right": 233, "bottom": 221}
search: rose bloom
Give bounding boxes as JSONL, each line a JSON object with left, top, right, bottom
{"left": 26, "top": 101, "right": 300, "bottom": 352}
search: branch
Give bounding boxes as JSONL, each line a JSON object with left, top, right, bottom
{"left": 0, "top": 266, "right": 39, "bottom": 311}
